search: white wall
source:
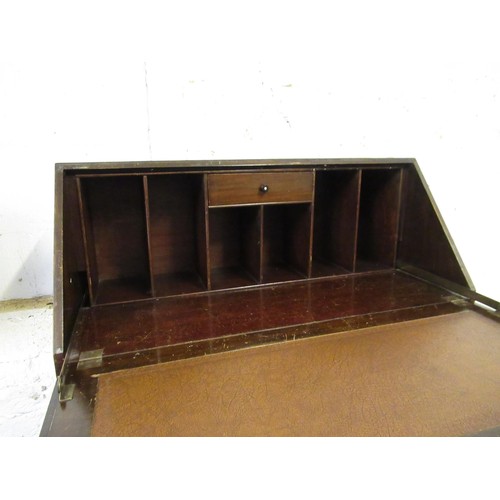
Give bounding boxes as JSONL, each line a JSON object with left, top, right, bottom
{"left": 1, "top": 1, "right": 499, "bottom": 302}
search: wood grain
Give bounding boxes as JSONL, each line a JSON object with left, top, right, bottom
{"left": 313, "top": 169, "right": 361, "bottom": 273}
{"left": 76, "top": 271, "right": 457, "bottom": 357}
{"left": 356, "top": 169, "right": 402, "bottom": 271}
{"left": 50, "top": 159, "right": 494, "bottom": 438}
{"left": 147, "top": 175, "right": 199, "bottom": 276}
{"left": 79, "top": 176, "right": 151, "bottom": 304}
{"left": 397, "top": 167, "right": 470, "bottom": 286}
{"left": 208, "top": 172, "right": 314, "bottom": 206}
{"left": 208, "top": 206, "right": 261, "bottom": 288}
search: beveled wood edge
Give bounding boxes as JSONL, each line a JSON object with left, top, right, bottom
{"left": 392, "top": 169, "right": 405, "bottom": 267}
{"left": 307, "top": 171, "right": 316, "bottom": 277}
{"left": 143, "top": 176, "right": 156, "bottom": 296}
{"left": 76, "top": 178, "right": 96, "bottom": 305}
{"left": 53, "top": 165, "right": 64, "bottom": 372}
{"left": 203, "top": 174, "right": 211, "bottom": 290}
{"left": 56, "top": 158, "right": 417, "bottom": 171}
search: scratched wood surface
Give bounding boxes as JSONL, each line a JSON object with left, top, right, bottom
{"left": 76, "top": 271, "right": 456, "bottom": 357}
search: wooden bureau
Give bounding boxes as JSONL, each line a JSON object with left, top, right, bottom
{"left": 41, "top": 159, "right": 500, "bottom": 436}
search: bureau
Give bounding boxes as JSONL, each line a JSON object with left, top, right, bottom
{"left": 41, "top": 159, "right": 500, "bottom": 436}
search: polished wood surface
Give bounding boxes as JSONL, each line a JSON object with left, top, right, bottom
{"left": 91, "top": 310, "right": 500, "bottom": 436}
{"left": 84, "top": 303, "right": 466, "bottom": 377}
{"left": 208, "top": 172, "right": 314, "bottom": 206}
{"left": 75, "top": 271, "right": 457, "bottom": 358}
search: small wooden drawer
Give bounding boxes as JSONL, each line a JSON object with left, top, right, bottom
{"left": 208, "top": 172, "right": 314, "bottom": 206}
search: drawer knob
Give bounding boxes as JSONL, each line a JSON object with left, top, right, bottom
{"left": 259, "top": 184, "right": 269, "bottom": 193}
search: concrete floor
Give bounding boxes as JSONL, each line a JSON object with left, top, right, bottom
{"left": 0, "top": 296, "right": 56, "bottom": 437}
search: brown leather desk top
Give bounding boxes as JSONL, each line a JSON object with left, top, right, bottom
{"left": 92, "top": 310, "right": 500, "bottom": 437}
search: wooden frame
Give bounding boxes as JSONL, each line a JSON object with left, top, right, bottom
{"left": 45, "top": 158, "right": 499, "bottom": 436}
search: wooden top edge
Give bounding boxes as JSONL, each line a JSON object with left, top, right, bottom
{"left": 55, "top": 158, "right": 418, "bottom": 171}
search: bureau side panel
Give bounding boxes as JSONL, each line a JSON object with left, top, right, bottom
{"left": 397, "top": 163, "right": 471, "bottom": 288}
{"left": 53, "top": 168, "right": 87, "bottom": 373}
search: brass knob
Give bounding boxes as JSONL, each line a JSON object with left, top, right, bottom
{"left": 259, "top": 184, "right": 269, "bottom": 193}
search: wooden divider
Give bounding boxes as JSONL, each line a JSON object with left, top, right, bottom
{"left": 77, "top": 175, "right": 151, "bottom": 305}
{"left": 77, "top": 168, "right": 404, "bottom": 306}
{"left": 356, "top": 168, "right": 403, "bottom": 272}
{"left": 146, "top": 174, "right": 207, "bottom": 296}
{"left": 312, "top": 169, "right": 361, "bottom": 276}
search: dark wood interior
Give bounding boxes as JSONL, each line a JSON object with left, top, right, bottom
{"left": 146, "top": 174, "right": 207, "bottom": 296}
{"left": 78, "top": 176, "right": 151, "bottom": 304}
{"left": 356, "top": 168, "right": 402, "bottom": 272}
{"left": 74, "top": 271, "right": 461, "bottom": 358}
{"left": 209, "top": 206, "right": 261, "bottom": 289}
{"left": 44, "top": 159, "right": 500, "bottom": 437}
{"left": 397, "top": 167, "right": 471, "bottom": 286}
{"left": 74, "top": 167, "right": 411, "bottom": 304}
{"left": 262, "top": 203, "right": 311, "bottom": 282}
{"left": 312, "top": 169, "right": 360, "bottom": 276}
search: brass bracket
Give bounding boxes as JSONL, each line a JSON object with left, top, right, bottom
{"left": 58, "top": 377, "right": 75, "bottom": 402}
{"left": 56, "top": 349, "right": 104, "bottom": 402}
{"left": 57, "top": 374, "right": 75, "bottom": 402}
{"left": 450, "top": 298, "right": 469, "bottom": 308}
{"left": 77, "top": 349, "right": 104, "bottom": 371}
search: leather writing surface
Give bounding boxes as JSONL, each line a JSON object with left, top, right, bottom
{"left": 92, "top": 310, "right": 500, "bottom": 437}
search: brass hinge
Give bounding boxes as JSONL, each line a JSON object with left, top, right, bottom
{"left": 77, "top": 349, "right": 104, "bottom": 371}
{"left": 57, "top": 349, "right": 104, "bottom": 403}
{"left": 57, "top": 375, "right": 75, "bottom": 403}
{"left": 450, "top": 298, "right": 469, "bottom": 307}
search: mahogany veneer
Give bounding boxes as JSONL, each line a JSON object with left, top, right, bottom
{"left": 42, "top": 159, "right": 500, "bottom": 437}
{"left": 208, "top": 171, "right": 314, "bottom": 206}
